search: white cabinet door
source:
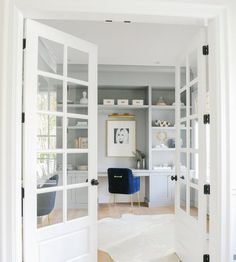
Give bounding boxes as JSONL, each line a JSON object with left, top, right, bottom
{"left": 175, "top": 30, "right": 208, "bottom": 262}
{"left": 23, "top": 19, "right": 97, "bottom": 262}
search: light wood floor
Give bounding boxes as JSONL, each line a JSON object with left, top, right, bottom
{"left": 98, "top": 202, "right": 174, "bottom": 220}
{"left": 98, "top": 203, "right": 175, "bottom": 262}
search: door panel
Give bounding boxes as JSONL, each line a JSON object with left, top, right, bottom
{"left": 175, "top": 30, "right": 208, "bottom": 262}
{"left": 23, "top": 19, "right": 97, "bottom": 262}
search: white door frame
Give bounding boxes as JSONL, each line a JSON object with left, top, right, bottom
{"left": 0, "top": 1, "right": 229, "bottom": 262}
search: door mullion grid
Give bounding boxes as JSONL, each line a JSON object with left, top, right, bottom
{"left": 63, "top": 45, "right": 68, "bottom": 223}
{"left": 186, "top": 55, "right": 190, "bottom": 216}
{"left": 175, "top": 65, "right": 181, "bottom": 210}
{"left": 198, "top": 46, "right": 208, "bottom": 242}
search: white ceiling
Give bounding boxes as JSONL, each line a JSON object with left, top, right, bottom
{"left": 39, "top": 20, "right": 203, "bottom": 66}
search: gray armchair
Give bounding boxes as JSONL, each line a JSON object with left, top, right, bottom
{"left": 37, "top": 175, "right": 59, "bottom": 220}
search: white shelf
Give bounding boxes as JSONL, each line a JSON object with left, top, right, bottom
{"left": 98, "top": 105, "right": 149, "bottom": 110}
{"left": 151, "top": 105, "right": 175, "bottom": 110}
{"left": 57, "top": 126, "right": 88, "bottom": 129}
{"left": 57, "top": 104, "right": 88, "bottom": 108}
{"left": 152, "top": 148, "right": 176, "bottom": 152}
{"left": 151, "top": 105, "right": 186, "bottom": 110}
{"left": 152, "top": 126, "right": 176, "bottom": 130}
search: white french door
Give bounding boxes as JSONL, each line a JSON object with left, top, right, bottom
{"left": 175, "top": 30, "right": 209, "bottom": 262}
{"left": 23, "top": 20, "right": 97, "bottom": 262}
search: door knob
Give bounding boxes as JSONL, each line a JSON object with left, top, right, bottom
{"left": 91, "top": 179, "right": 99, "bottom": 186}
{"left": 171, "top": 175, "right": 178, "bottom": 181}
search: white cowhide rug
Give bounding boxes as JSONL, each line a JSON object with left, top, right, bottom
{"left": 98, "top": 214, "right": 180, "bottom": 262}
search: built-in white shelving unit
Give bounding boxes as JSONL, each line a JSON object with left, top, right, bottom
{"left": 97, "top": 80, "right": 185, "bottom": 207}
{"left": 58, "top": 65, "right": 183, "bottom": 207}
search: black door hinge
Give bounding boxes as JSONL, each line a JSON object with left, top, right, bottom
{"left": 203, "top": 254, "right": 210, "bottom": 262}
{"left": 204, "top": 184, "right": 210, "bottom": 195}
{"left": 23, "top": 38, "right": 26, "bottom": 50}
{"left": 203, "top": 114, "right": 210, "bottom": 124}
{"left": 22, "top": 187, "right": 25, "bottom": 199}
{"left": 202, "top": 45, "right": 209, "bottom": 55}
{"left": 22, "top": 112, "right": 25, "bottom": 123}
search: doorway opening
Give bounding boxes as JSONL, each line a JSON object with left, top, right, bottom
{"left": 23, "top": 17, "right": 211, "bottom": 262}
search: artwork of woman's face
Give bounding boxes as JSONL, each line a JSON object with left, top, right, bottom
{"left": 114, "top": 128, "right": 129, "bottom": 144}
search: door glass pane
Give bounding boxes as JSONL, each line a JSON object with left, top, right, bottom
{"left": 67, "top": 82, "right": 88, "bottom": 115}
{"left": 67, "top": 47, "right": 88, "bottom": 82}
{"left": 180, "top": 121, "right": 187, "bottom": 149}
{"left": 180, "top": 152, "right": 187, "bottom": 180}
{"left": 180, "top": 60, "right": 187, "bottom": 88}
{"left": 37, "top": 153, "right": 63, "bottom": 188}
{"left": 190, "top": 83, "right": 198, "bottom": 115}
{"left": 38, "top": 75, "right": 63, "bottom": 112}
{"left": 67, "top": 118, "right": 88, "bottom": 149}
{"left": 37, "top": 114, "right": 63, "bottom": 150}
{"left": 190, "top": 187, "right": 198, "bottom": 219}
{"left": 190, "top": 153, "right": 199, "bottom": 184}
{"left": 67, "top": 187, "right": 88, "bottom": 220}
{"left": 180, "top": 90, "right": 187, "bottom": 118}
{"left": 189, "top": 49, "right": 198, "bottom": 81}
{"left": 67, "top": 153, "right": 88, "bottom": 185}
{"left": 180, "top": 182, "right": 187, "bottom": 212}
{"left": 37, "top": 190, "right": 63, "bottom": 228}
{"left": 38, "top": 37, "right": 63, "bottom": 75}
{"left": 190, "top": 119, "right": 199, "bottom": 149}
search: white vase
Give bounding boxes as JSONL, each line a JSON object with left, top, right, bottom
{"left": 80, "top": 91, "right": 88, "bottom": 105}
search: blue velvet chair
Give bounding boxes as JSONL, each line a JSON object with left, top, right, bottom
{"left": 37, "top": 174, "right": 59, "bottom": 223}
{"left": 107, "top": 168, "right": 140, "bottom": 207}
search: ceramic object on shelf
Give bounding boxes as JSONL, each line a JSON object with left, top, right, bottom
{"left": 136, "top": 160, "right": 141, "bottom": 169}
{"left": 117, "top": 99, "right": 129, "bottom": 106}
{"left": 103, "top": 99, "right": 114, "bottom": 105}
{"left": 167, "top": 138, "right": 175, "bottom": 148}
{"left": 77, "top": 165, "right": 88, "bottom": 171}
{"left": 132, "top": 99, "right": 144, "bottom": 106}
{"left": 76, "top": 121, "right": 88, "bottom": 127}
{"left": 142, "top": 158, "right": 146, "bottom": 169}
{"left": 156, "top": 131, "right": 168, "bottom": 143}
{"left": 154, "top": 120, "right": 172, "bottom": 127}
{"left": 80, "top": 91, "right": 88, "bottom": 105}
{"left": 156, "top": 96, "right": 167, "bottom": 106}
{"left": 67, "top": 164, "right": 74, "bottom": 171}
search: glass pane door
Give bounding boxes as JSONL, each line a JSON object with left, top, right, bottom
{"left": 175, "top": 29, "right": 208, "bottom": 262}
{"left": 178, "top": 49, "right": 200, "bottom": 219}
{"left": 23, "top": 19, "right": 97, "bottom": 262}
{"left": 37, "top": 38, "right": 89, "bottom": 228}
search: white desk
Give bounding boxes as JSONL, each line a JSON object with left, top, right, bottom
{"left": 97, "top": 169, "right": 176, "bottom": 207}
{"left": 98, "top": 169, "right": 175, "bottom": 177}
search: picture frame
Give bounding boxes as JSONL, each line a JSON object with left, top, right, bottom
{"left": 107, "top": 120, "right": 136, "bottom": 157}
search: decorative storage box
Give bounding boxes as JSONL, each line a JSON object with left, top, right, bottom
{"left": 117, "top": 99, "right": 129, "bottom": 106}
{"left": 132, "top": 99, "right": 144, "bottom": 106}
{"left": 103, "top": 99, "right": 115, "bottom": 105}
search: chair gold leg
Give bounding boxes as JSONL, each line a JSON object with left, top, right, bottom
{"left": 113, "top": 194, "right": 116, "bottom": 205}
{"left": 137, "top": 192, "right": 140, "bottom": 207}
{"left": 109, "top": 193, "right": 113, "bottom": 206}
{"left": 130, "top": 195, "right": 133, "bottom": 209}
{"left": 48, "top": 215, "right": 50, "bottom": 225}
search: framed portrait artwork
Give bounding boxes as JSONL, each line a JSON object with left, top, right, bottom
{"left": 107, "top": 120, "right": 136, "bottom": 157}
